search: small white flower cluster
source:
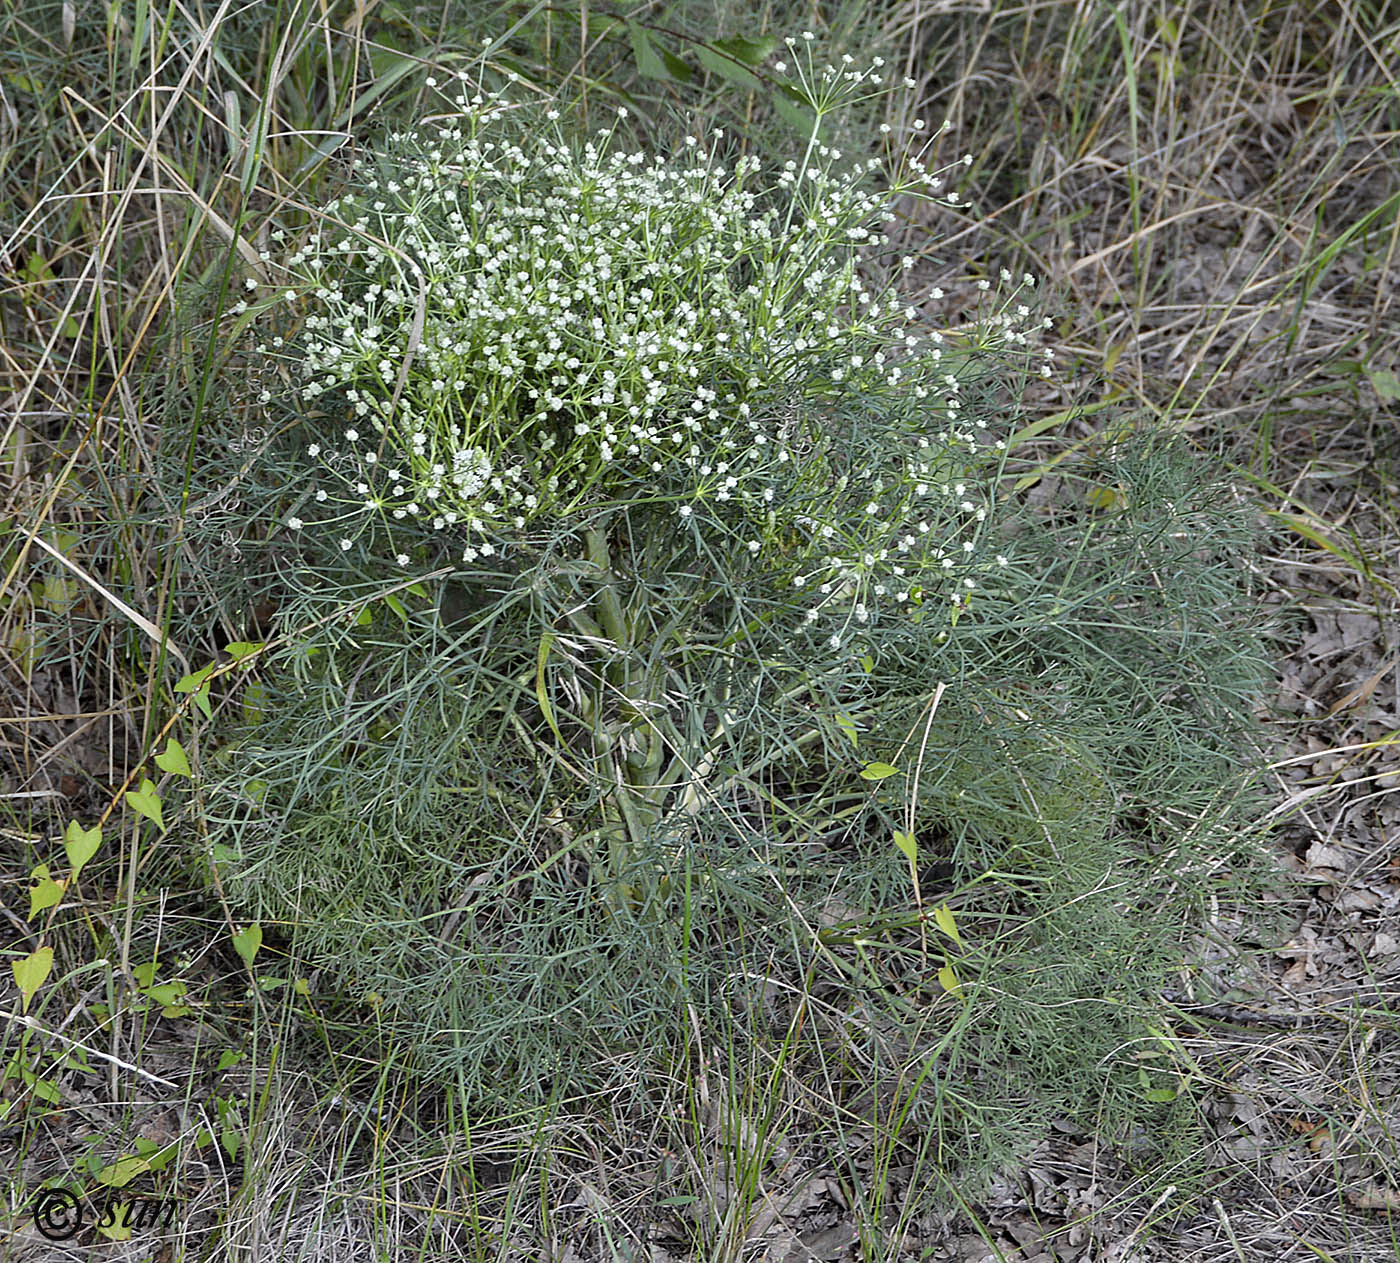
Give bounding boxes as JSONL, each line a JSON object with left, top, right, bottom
{"left": 256, "top": 66, "right": 1051, "bottom": 640}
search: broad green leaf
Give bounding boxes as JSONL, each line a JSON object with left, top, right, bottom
{"left": 174, "top": 665, "right": 216, "bottom": 717}
{"left": 660, "top": 48, "right": 693, "bottom": 82}
{"left": 64, "top": 819, "right": 102, "bottom": 877}
{"left": 627, "top": 21, "right": 669, "bottom": 80}
{"left": 11, "top": 1060, "right": 61, "bottom": 1102}
{"left": 354, "top": 605, "right": 373, "bottom": 627}
{"left": 712, "top": 33, "right": 776, "bottom": 65}
{"left": 217, "top": 1097, "right": 243, "bottom": 1160}
{"left": 859, "top": 761, "right": 899, "bottom": 781}
{"left": 124, "top": 778, "right": 164, "bottom": 830}
{"left": 774, "top": 89, "right": 819, "bottom": 138}
{"left": 174, "top": 664, "right": 213, "bottom": 693}
{"left": 132, "top": 1136, "right": 180, "bottom": 1171}
{"left": 834, "top": 712, "right": 859, "bottom": 749}
{"left": 13, "top": 946, "right": 54, "bottom": 1012}
{"left": 937, "top": 963, "right": 963, "bottom": 997}
{"left": 241, "top": 680, "right": 268, "bottom": 723}
{"left": 232, "top": 923, "right": 262, "bottom": 969}
{"left": 933, "top": 903, "right": 964, "bottom": 949}
{"left": 695, "top": 42, "right": 763, "bottom": 92}
{"left": 35, "top": 575, "right": 78, "bottom": 613}
{"left": 225, "top": 640, "right": 264, "bottom": 662}
{"left": 1368, "top": 367, "right": 1400, "bottom": 401}
{"left": 24, "top": 251, "right": 55, "bottom": 283}
{"left": 144, "top": 982, "right": 185, "bottom": 1006}
{"left": 28, "top": 864, "right": 65, "bottom": 920}
{"left": 154, "top": 737, "right": 191, "bottom": 778}
{"left": 96, "top": 1151, "right": 156, "bottom": 1188}
{"left": 383, "top": 594, "right": 408, "bottom": 625}
{"left": 892, "top": 830, "right": 918, "bottom": 865}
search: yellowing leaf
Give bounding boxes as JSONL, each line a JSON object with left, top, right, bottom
{"left": 28, "top": 864, "right": 66, "bottom": 920}
{"left": 95, "top": 1152, "right": 155, "bottom": 1188}
{"left": 892, "top": 830, "right": 918, "bottom": 865}
{"left": 64, "top": 819, "right": 102, "bottom": 876}
{"left": 13, "top": 946, "right": 54, "bottom": 1012}
{"left": 154, "top": 737, "right": 191, "bottom": 778}
{"left": 834, "top": 712, "right": 860, "bottom": 749}
{"left": 937, "top": 963, "right": 963, "bottom": 997}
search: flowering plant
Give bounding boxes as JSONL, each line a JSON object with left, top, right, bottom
{"left": 261, "top": 61, "right": 1050, "bottom": 645}
{"left": 197, "top": 47, "right": 1273, "bottom": 1187}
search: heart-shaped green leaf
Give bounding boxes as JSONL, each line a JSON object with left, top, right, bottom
{"left": 173, "top": 664, "right": 213, "bottom": 693}
{"left": 859, "top": 762, "right": 899, "bottom": 781}
{"left": 232, "top": 922, "right": 262, "bottom": 969}
{"left": 124, "top": 778, "right": 164, "bottom": 830}
{"left": 64, "top": 819, "right": 102, "bottom": 877}
{"left": 154, "top": 737, "right": 191, "bottom": 778}
{"left": 13, "top": 946, "right": 54, "bottom": 1012}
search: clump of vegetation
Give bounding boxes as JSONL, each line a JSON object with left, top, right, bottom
{"left": 11, "top": 0, "right": 1400, "bottom": 1254}
{"left": 165, "top": 48, "right": 1276, "bottom": 1201}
